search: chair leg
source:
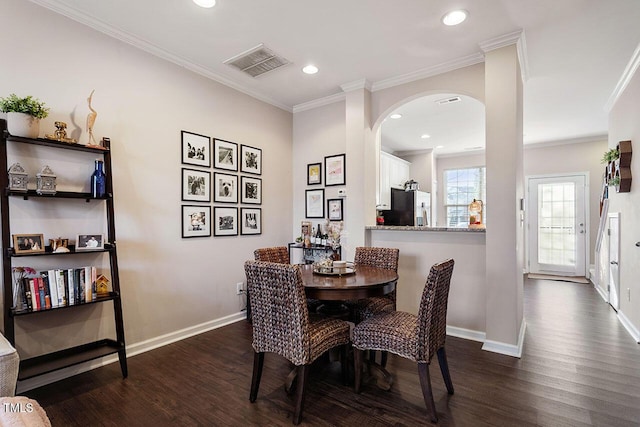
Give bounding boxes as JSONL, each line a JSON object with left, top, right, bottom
{"left": 380, "top": 351, "right": 388, "bottom": 368}
{"left": 293, "top": 365, "right": 310, "bottom": 425}
{"left": 417, "top": 362, "right": 438, "bottom": 423}
{"left": 369, "top": 350, "right": 377, "bottom": 364}
{"left": 354, "top": 349, "right": 363, "bottom": 393}
{"left": 341, "top": 344, "right": 349, "bottom": 385}
{"left": 436, "top": 347, "right": 454, "bottom": 395}
{"left": 250, "top": 352, "right": 264, "bottom": 402}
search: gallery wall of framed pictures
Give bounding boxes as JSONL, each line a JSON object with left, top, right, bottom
{"left": 180, "top": 130, "right": 263, "bottom": 238}
{"left": 304, "top": 153, "right": 346, "bottom": 224}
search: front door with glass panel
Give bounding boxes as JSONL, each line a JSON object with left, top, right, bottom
{"left": 528, "top": 175, "right": 587, "bottom": 276}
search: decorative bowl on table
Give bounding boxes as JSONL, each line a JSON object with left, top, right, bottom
{"left": 312, "top": 259, "right": 356, "bottom": 276}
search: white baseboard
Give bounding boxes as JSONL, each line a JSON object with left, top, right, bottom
{"left": 617, "top": 310, "right": 640, "bottom": 343}
{"left": 594, "top": 284, "right": 608, "bottom": 302}
{"left": 17, "top": 311, "right": 246, "bottom": 393}
{"left": 446, "top": 325, "right": 486, "bottom": 343}
{"left": 481, "top": 320, "right": 526, "bottom": 358}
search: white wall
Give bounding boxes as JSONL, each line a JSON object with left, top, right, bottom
{"left": 607, "top": 50, "right": 640, "bottom": 340}
{"left": 1, "top": 0, "right": 292, "bottom": 363}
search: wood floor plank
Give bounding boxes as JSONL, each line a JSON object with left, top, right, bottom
{"left": 24, "top": 278, "right": 640, "bottom": 426}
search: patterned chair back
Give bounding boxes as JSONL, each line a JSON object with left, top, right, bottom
{"left": 354, "top": 247, "right": 399, "bottom": 271}
{"left": 244, "top": 260, "right": 311, "bottom": 366}
{"left": 254, "top": 246, "right": 289, "bottom": 264}
{"left": 416, "top": 259, "right": 455, "bottom": 362}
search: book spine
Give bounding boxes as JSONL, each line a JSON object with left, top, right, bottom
{"left": 29, "top": 279, "right": 38, "bottom": 311}
{"left": 91, "top": 266, "right": 97, "bottom": 300}
{"left": 84, "top": 266, "right": 92, "bottom": 302}
{"left": 22, "top": 278, "right": 32, "bottom": 311}
{"left": 57, "top": 270, "right": 67, "bottom": 306}
{"left": 41, "top": 274, "right": 52, "bottom": 310}
{"left": 74, "top": 269, "right": 83, "bottom": 304}
{"left": 37, "top": 277, "right": 46, "bottom": 310}
{"left": 67, "top": 268, "right": 75, "bottom": 305}
{"left": 48, "top": 269, "right": 59, "bottom": 308}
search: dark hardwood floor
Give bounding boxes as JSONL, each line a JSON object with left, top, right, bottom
{"left": 26, "top": 279, "right": 640, "bottom": 426}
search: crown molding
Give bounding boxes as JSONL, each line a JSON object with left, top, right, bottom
{"left": 371, "top": 52, "right": 484, "bottom": 92}
{"left": 605, "top": 42, "right": 640, "bottom": 112}
{"left": 524, "top": 133, "right": 607, "bottom": 149}
{"left": 479, "top": 30, "right": 523, "bottom": 53}
{"left": 292, "top": 92, "right": 346, "bottom": 113}
{"left": 340, "top": 79, "right": 373, "bottom": 92}
{"left": 28, "top": 0, "right": 292, "bottom": 113}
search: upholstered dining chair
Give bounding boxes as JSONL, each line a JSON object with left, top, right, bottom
{"left": 253, "top": 246, "right": 290, "bottom": 264}
{"left": 245, "top": 260, "right": 351, "bottom": 425}
{"left": 352, "top": 259, "right": 455, "bottom": 423}
{"left": 352, "top": 246, "right": 400, "bottom": 323}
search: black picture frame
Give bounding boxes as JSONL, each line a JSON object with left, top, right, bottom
{"left": 307, "top": 162, "right": 322, "bottom": 185}
{"left": 240, "top": 145, "right": 262, "bottom": 175}
{"left": 181, "top": 130, "right": 211, "bottom": 168}
{"left": 324, "top": 153, "right": 346, "bottom": 186}
{"left": 182, "top": 168, "right": 211, "bottom": 202}
{"left": 240, "top": 208, "right": 262, "bottom": 235}
{"left": 327, "top": 198, "right": 343, "bottom": 221}
{"left": 214, "top": 138, "right": 238, "bottom": 171}
{"left": 182, "top": 205, "right": 212, "bottom": 238}
{"left": 214, "top": 207, "right": 239, "bottom": 236}
{"left": 213, "top": 172, "right": 238, "bottom": 203}
{"left": 241, "top": 176, "right": 262, "bottom": 205}
{"left": 305, "top": 189, "right": 325, "bottom": 218}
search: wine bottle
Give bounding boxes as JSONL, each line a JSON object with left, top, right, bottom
{"left": 316, "top": 224, "right": 322, "bottom": 245}
{"left": 91, "top": 159, "right": 106, "bottom": 198}
{"left": 310, "top": 226, "right": 317, "bottom": 245}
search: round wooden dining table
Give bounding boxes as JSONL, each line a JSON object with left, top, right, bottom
{"left": 300, "top": 264, "right": 398, "bottom": 301}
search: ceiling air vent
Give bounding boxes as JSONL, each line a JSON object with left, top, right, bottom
{"left": 223, "top": 44, "right": 290, "bottom": 78}
{"left": 436, "top": 96, "right": 461, "bottom": 105}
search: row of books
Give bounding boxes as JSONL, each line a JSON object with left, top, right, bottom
{"left": 19, "top": 267, "right": 99, "bottom": 312}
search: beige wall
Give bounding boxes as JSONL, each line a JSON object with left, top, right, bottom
{"left": 607, "top": 54, "right": 640, "bottom": 340}
{"left": 1, "top": 0, "right": 293, "bottom": 377}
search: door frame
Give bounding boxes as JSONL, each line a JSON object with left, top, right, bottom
{"left": 525, "top": 172, "right": 590, "bottom": 276}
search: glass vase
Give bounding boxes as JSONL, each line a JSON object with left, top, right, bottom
{"left": 91, "top": 159, "right": 106, "bottom": 198}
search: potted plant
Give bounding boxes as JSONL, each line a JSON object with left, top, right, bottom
{"left": 0, "top": 93, "right": 50, "bottom": 138}
{"left": 601, "top": 148, "right": 619, "bottom": 164}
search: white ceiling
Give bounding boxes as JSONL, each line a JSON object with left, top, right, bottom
{"left": 30, "top": 0, "right": 640, "bottom": 153}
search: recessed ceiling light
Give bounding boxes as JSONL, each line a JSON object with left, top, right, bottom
{"left": 421, "top": 134, "right": 431, "bottom": 139}
{"left": 389, "top": 114, "right": 402, "bottom": 119}
{"left": 193, "top": 0, "right": 216, "bottom": 8}
{"left": 442, "top": 9, "right": 468, "bottom": 26}
{"left": 302, "top": 65, "right": 318, "bottom": 75}
{"left": 435, "top": 145, "right": 444, "bottom": 149}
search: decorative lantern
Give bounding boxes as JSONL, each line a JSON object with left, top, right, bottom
{"left": 468, "top": 199, "right": 485, "bottom": 229}
{"left": 36, "top": 165, "right": 57, "bottom": 195}
{"left": 7, "top": 162, "right": 28, "bottom": 192}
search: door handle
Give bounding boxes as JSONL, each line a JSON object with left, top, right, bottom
{"left": 610, "top": 261, "right": 618, "bottom": 265}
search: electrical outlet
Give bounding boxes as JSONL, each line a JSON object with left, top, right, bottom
{"left": 236, "top": 282, "right": 244, "bottom": 295}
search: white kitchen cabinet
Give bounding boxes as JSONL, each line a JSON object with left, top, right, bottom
{"left": 379, "top": 151, "right": 410, "bottom": 210}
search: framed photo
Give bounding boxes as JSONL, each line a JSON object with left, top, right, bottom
{"left": 182, "top": 168, "right": 211, "bottom": 202}
{"left": 12, "top": 234, "right": 45, "bottom": 254}
{"left": 307, "top": 163, "right": 322, "bottom": 185}
{"left": 76, "top": 234, "right": 105, "bottom": 251}
{"left": 214, "top": 138, "right": 238, "bottom": 171}
{"left": 213, "top": 172, "right": 238, "bottom": 203}
{"left": 305, "top": 189, "right": 325, "bottom": 218}
{"left": 241, "top": 208, "right": 262, "bottom": 235}
{"left": 327, "top": 198, "right": 343, "bottom": 221}
{"left": 325, "top": 153, "right": 346, "bottom": 186}
{"left": 181, "top": 131, "right": 211, "bottom": 168}
{"left": 214, "top": 207, "right": 238, "bottom": 236}
{"left": 182, "top": 205, "right": 212, "bottom": 238}
{"left": 241, "top": 176, "right": 262, "bottom": 204}
{"left": 240, "top": 145, "right": 262, "bottom": 175}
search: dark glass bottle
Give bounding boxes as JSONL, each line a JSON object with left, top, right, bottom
{"left": 91, "top": 159, "right": 106, "bottom": 198}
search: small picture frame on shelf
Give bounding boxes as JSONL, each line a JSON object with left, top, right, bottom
{"left": 181, "top": 130, "right": 211, "bottom": 168}
{"left": 213, "top": 172, "right": 238, "bottom": 203}
{"left": 214, "top": 138, "right": 238, "bottom": 171}
{"left": 182, "top": 205, "right": 212, "bottom": 238}
{"left": 76, "top": 234, "right": 105, "bottom": 251}
{"left": 327, "top": 198, "right": 343, "bottom": 221}
{"left": 324, "top": 153, "right": 346, "bottom": 186}
{"left": 214, "top": 207, "right": 239, "bottom": 236}
{"left": 241, "top": 208, "right": 262, "bottom": 235}
{"left": 240, "top": 145, "right": 262, "bottom": 175}
{"left": 182, "top": 168, "right": 211, "bottom": 202}
{"left": 12, "top": 234, "right": 45, "bottom": 254}
{"left": 241, "top": 176, "right": 262, "bottom": 204}
{"left": 305, "top": 189, "right": 325, "bottom": 218}
{"left": 307, "top": 162, "right": 322, "bottom": 185}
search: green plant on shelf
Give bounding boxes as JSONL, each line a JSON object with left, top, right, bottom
{"left": 608, "top": 176, "right": 620, "bottom": 187}
{"left": 0, "top": 93, "right": 50, "bottom": 119}
{"left": 601, "top": 148, "right": 619, "bottom": 164}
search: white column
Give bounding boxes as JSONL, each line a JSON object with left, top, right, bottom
{"left": 483, "top": 43, "right": 525, "bottom": 355}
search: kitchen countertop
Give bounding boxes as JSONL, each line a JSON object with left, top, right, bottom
{"left": 366, "top": 225, "right": 486, "bottom": 232}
